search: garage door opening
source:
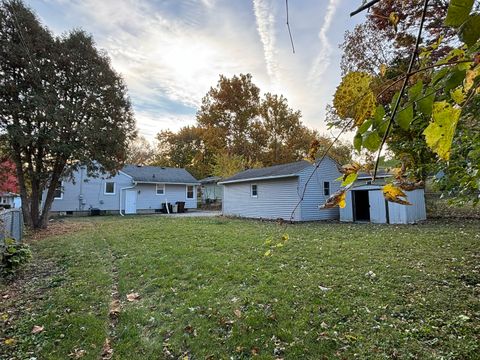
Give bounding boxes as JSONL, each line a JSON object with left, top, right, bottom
{"left": 353, "top": 190, "right": 370, "bottom": 221}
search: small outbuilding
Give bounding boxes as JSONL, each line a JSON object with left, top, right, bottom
{"left": 340, "top": 174, "right": 426, "bottom": 224}
{"left": 219, "top": 157, "right": 341, "bottom": 222}
{"left": 199, "top": 176, "right": 223, "bottom": 204}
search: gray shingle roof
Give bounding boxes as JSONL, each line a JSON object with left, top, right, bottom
{"left": 121, "top": 165, "right": 199, "bottom": 184}
{"left": 199, "top": 176, "right": 222, "bottom": 184}
{"left": 219, "top": 160, "right": 312, "bottom": 184}
{"left": 357, "top": 170, "right": 391, "bottom": 179}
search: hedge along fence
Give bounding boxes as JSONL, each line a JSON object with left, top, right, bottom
{"left": 0, "top": 208, "right": 23, "bottom": 247}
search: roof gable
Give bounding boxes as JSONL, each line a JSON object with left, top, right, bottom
{"left": 121, "top": 165, "right": 198, "bottom": 184}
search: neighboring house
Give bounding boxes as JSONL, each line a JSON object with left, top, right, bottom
{"left": 340, "top": 172, "right": 426, "bottom": 224}
{"left": 46, "top": 165, "right": 199, "bottom": 215}
{"left": 219, "top": 158, "right": 341, "bottom": 221}
{"left": 0, "top": 192, "right": 21, "bottom": 209}
{"left": 199, "top": 176, "right": 223, "bottom": 203}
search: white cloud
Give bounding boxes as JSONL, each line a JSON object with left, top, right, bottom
{"left": 308, "top": 0, "right": 342, "bottom": 88}
{"left": 252, "top": 0, "right": 280, "bottom": 86}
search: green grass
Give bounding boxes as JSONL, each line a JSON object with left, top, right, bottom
{"left": 1, "top": 216, "right": 479, "bottom": 359}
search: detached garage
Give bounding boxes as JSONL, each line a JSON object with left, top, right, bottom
{"left": 340, "top": 184, "right": 426, "bottom": 224}
{"left": 219, "top": 158, "right": 342, "bottom": 222}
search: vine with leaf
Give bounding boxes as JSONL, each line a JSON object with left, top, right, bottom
{"left": 322, "top": 0, "right": 479, "bottom": 209}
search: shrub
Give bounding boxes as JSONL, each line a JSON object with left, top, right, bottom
{"left": 0, "top": 238, "right": 32, "bottom": 276}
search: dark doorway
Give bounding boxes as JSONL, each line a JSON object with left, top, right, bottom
{"left": 353, "top": 190, "right": 370, "bottom": 221}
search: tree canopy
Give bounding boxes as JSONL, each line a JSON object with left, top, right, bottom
{"left": 154, "top": 74, "right": 352, "bottom": 179}
{"left": 0, "top": 0, "right": 136, "bottom": 228}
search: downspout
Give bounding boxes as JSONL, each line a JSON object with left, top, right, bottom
{"left": 119, "top": 182, "right": 137, "bottom": 216}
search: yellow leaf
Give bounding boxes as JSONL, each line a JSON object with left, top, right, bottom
{"left": 4, "top": 338, "right": 15, "bottom": 346}
{"left": 380, "top": 64, "right": 387, "bottom": 77}
{"left": 264, "top": 238, "right": 272, "bottom": 245}
{"left": 389, "top": 12, "right": 400, "bottom": 32}
{"left": 423, "top": 101, "right": 461, "bottom": 160}
{"left": 281, "top": 233, "right": 289, "bottom": 242}
{"left": 333, "top": 72, "right": 376, "bottom": 126}
{"left": 276, "top": 242, "right": 284, "bottom": 248}
{"left": 464, "top": 65, "right": 479, "bottom": 92}
{"left": 383, "top": 183, "right": 412, "bottom": 205}
{"left": 338, "top": 192, "right": 346, "bottom": 208}
{"left": 264, "top": 249, "right": 271, "bottom": 257}
{"left": 450, "top": 87, "right": 466, "bottom": 105}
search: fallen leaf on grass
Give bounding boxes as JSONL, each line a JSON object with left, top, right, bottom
{"left": 109, "top": 300, "right": 121, "bottom": 318}
{"left": 101, "top": 338, "right": 113, "bottom": 360}
{"left": 31, "top": 325, "right": 44, "bottom": 334}
{"left": 234, "top": 309, "right": 242, "bottom": 318}
{"left": 251, "top": 346, "right": 260, "bottom": 356}
{"left": 4, "top": 338, "right": 15, "bottom": 345}
{"left": 69, "top": 349, "right": 86, "bottom": 359}
{"left": 126, "top": 292, "right": 140, "bottom": 302}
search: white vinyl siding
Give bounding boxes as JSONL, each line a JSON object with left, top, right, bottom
{"left": 223, "top": 177, "right": 301, "bottom": 221}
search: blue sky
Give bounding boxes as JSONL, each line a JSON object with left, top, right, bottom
{"left": 26, "top": 0, "right": 365, "bottom": 141}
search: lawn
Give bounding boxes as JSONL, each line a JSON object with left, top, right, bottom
{"left": 1, "top": 216, "right": 479, "bottom": 359}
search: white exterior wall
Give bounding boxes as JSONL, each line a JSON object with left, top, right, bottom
{"left": 339, "top": 191, "right": 354, "bottom": 222}
{"left": 340, "top": 184, "right": 426, "bottom": 224}
{"left": 47, "top": 168, "right": 197, "bottom": 213}
{"left": 48, "top": 169, "right": 132, "bottom": 212}
{"left": 298, "top": 157, "right": 342, "bottom": 221}
{"left": 222, "top": 177, "right": 301, "bottom": 221}
{"left": 135, "top": 184, "right": 197, "bottom": 210}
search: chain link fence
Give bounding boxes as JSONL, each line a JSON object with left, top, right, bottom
{"left": 0, "top": 208, "right": 23, "bottom": 247}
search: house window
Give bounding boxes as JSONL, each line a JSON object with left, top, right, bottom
{"left": 156, "top": 184, "right": 165, "bottom": 195}
{"left": 251, "top": 184, "right": 258, "bottom": 197}
{"left": 323, "top": 181, "right": 330, "bottom": 196}
{"left": 54, "top": 181, "right": 63, "bottom": 199}
{"left": 186, "top": 185, "right": 194, "bottom": 199}
{"left": 105, "top": 181, "right": 115, "bottom": 195}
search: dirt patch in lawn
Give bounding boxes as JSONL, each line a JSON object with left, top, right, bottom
{"left": 26, "top": 220, "right": 94, "bottom": 242}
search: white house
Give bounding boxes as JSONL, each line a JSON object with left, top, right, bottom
{"left": 45, "top": 165, "right": 199, "bottom": 215}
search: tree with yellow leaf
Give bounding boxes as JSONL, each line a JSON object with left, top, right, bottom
{"left": 329, "top": 0, "right": 480, "bottom": 205}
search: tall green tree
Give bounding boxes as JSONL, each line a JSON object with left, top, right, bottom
{"left": 153, "top": 126, "right": 208, "bottom": 179}
{"left": 196, "top": 73, "right": 263, "bottom": 163}
{"left": 0, "top": 0, "right": 136, "bottom": 228}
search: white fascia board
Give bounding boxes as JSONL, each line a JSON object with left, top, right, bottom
{"left": 134, "top": 181, "right": 201, "bottom": 185}
{"left": 218, "top": 174, "right": 298, "bottom": 185}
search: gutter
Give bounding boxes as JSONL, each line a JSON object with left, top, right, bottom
{"left": 218, "top": 174, "right": 299, "bottom": 185}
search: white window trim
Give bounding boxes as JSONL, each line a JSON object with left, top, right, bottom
{"left": 104, "top": 181, "right": 116, "bottom": 195}
{"left": 186, "top": 185, "right": 195, "bottom": 200}
{"left": 251, "top": 184, "right": 258, "bottom": 198}
{"left": 54, "top": 181, "right": 63, "bottom": 200}
{"left": 156, "top": 183, "right": 165, "bottom": 195}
